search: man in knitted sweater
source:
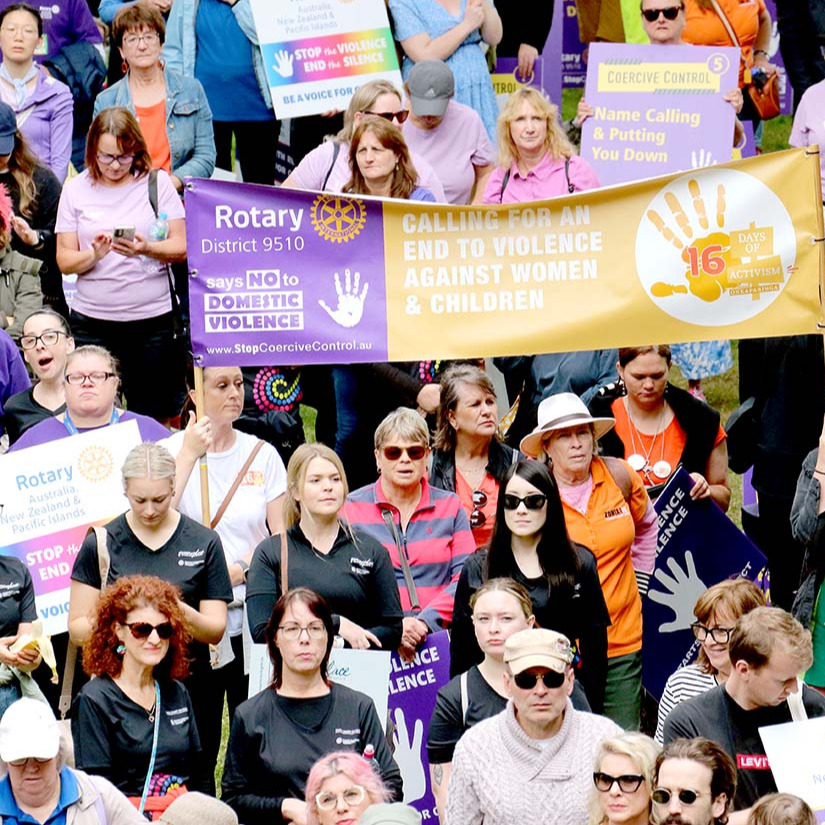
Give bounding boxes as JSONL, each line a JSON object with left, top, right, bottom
{"left": 445, "top": 628, "right": 621, "bottom": 825}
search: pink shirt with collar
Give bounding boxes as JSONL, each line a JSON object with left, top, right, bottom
{"left": 481, "top": 152, "right": 601, "bottom": 204}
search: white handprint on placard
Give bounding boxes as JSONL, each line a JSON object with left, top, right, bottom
{"left": 691, "top": 149, "right": 716, "bottom": 169}
{"left": 392, "top": 708, "right": 426, "bottom": 804}
{"left": 318, "top": 268, "right": 369, "bottom": 328}
{"left": 272, "top": 50, "right": 294, "bottom": 78}
{"left": 647, "top": 551, "right": 707, "bottom": 633}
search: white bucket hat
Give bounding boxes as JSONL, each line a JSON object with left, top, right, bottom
{"left": 519, "top": 392, "right": 615, "bottom": 458}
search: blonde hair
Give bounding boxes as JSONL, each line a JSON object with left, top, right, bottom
{"left": 337, "top": 80, "right": 402, "bottom": 142}
{"left": 284, "top": 443, "right": 349, "bottom": 527}
{"left": 66, "top": 344, "right": 119, "bottom": 378}
{"left": 470, "top": 577, "right": 533, "bottom": 620}
{"left": 749, "top": 794, "right": 816, "bottom": 825}
{"left": 496, "top": 87, "right": 573, "bottom": 169}
{"left": 121, "top": 442, "right": 177, "bottom": 485}
{"left": 588, "top": 734, "right": 660, "bottom": 825}
{"left": 374, "top": 407, "right": 430, "bottom": 451}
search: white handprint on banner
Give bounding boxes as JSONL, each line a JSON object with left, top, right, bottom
{"left": 647, "top": 550, "right": 707, "bottom": 633}
{"left": 318, "top": 268, "right": 369, "bottom": 328}
{"left": 272, "top": 50, "right": 294, "bottom": 78}
{"left": 392, "top": 708, "right": 426, "bottom": 804}
{"left": 691, "top": 149, "right": 717, "bottom": 169}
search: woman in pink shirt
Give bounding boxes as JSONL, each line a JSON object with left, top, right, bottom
{"left": 481, "top": 87, "right": 600, "bottom": 204}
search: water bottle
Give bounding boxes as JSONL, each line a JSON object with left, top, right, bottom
{"left": 149, "top": 211, "right": 169, "bottom": 241}
{"left": 362, "top": 744, "right": 375, "bottom": 761}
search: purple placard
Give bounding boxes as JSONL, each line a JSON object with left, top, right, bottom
{"left": 642, "top": 469, "right": 767, "bottom": 701}
{"left": 387, "top": 631, "right": 451, "bottom": 818}
{"left": 762, "top": 0, "right": 793, "bottom": 115}
{"left": 562, "top": 0, "right": 587, "bottom": 89}
{"left": 581, "top": 43, "right": 740, "bottom": 185}
{"left": 541, "top": 0, "right": 565, "bottom": 106}
{"left": 492, "top": 56, "right": 543, "bottom": 110}
{"left": 186, "top": 178, "right": 389, "bottom": 366}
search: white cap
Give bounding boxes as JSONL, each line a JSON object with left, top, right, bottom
{"left": 0, "top": 699, "right": 60, "bottom": 763}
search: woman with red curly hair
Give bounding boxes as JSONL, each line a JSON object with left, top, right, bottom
{"left": 71, "top": 575, "right": 205, "bottom": 811}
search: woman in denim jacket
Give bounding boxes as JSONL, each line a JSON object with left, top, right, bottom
{"left": 93, "top": 3, "right": 215, "bottom": 192}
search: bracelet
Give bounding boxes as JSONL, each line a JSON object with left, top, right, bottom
{"left": 753, "top": 49, "right": 768, "bottom": 57}
{"left": 814, "top": 469, "right": 825, "bottom": 476}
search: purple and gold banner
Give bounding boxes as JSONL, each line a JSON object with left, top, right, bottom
{"left": 187, "top": 148, "right": 824, "bottom": 367}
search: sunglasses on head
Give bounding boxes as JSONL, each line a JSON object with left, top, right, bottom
{"left": 642, "top": 6, "right": 682, "bottom": 20}
{"left": 366, "top": 109, "right": 409, "bottom": 123}
{"left": 593, "top": 772, "right": 645, "bottom": 793}
{"left": 503, "top": 493, "right": 547, "bottom": 511}
{"left": 512, "top": 669, "right": 566, "bottom": 690}
{"left": 651, "top": 788, "right": 703, "bottom": 806}
{"left": 382, "top": 445, "right": 427, "bottom": 461}
{"left": 126, "top": 621, "right": 174, "bottom": 640}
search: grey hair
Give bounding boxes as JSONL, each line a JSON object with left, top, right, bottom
{"left": 374, "top": 407, "right": 430, "bottom": 451}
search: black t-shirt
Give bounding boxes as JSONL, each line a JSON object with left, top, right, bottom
{"left": 71, "top": 513, "right": 232, "bottom": 664}
{"left": 71, "top": 675, "right": 203, "bottom": 796}
{"left": 450, "top": 547, "right": 611, "bottom": 711}
{"left": 3, "top": 387, "right": 66, "bottom": 446}
{"left": 246, "top": 524, "right": 403, "bottom": 648}
{"left": 221, "top": 683, "right": 403, "bottom": 825}
{"left": 663, "top": 684, "right": 825, "bottom": 808}
{"left": 0, "top": 556, "right": 37, "bottom": 636}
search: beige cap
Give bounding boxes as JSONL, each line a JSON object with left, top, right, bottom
{"left": 504, "top": 628, "right": 574, "bottom": 675}
{"left": 157, "top": 793, "right": 238, "bottom": 825}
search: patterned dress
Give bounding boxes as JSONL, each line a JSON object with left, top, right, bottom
{"left": 670, "top": 341, "right": 733, "bottom": 381}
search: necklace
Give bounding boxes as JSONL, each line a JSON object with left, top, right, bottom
{"left": 147, "top": 699, "right": 156, "bottom": 722}
{"left": 626, "top": 403, "right": 672, "bottom": 481}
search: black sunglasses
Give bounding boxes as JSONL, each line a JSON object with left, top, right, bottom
{"left": 642, "top": 6, "right": 682, "bottom": 21}
{"left": 503, "top": 493, "right": 547, "bottom": 511}
{"left": 366, "top": 109, "right": 409, "bottom": 123}
{"left": 471, "top": 489, "right": 487, "bottom": 529}
{"left": 512, "top": 669, "right": 566, "bottom": 690}
{"left": 382, "top": 445, "right": 427, "bottom": 461}
{"left": 651, "top": 788, "right": 703, "bottom": 806}
{"left": 126, "top": 621, "right": 174, "bottom": 640}
{"left": 593, "top": 772, "right": 645, "bottom": 793}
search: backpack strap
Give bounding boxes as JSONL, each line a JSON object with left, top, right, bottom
{"left": 460, "top": 671, "right": 469, "bottom": 726}
{"left": 148, "top": 168, "right": 159, "bottom": 218}
{"left": 322, "top": 142, "right": 341, "bottom": 191}
{"left": 602, "top": 456, "right": 632, "bottom": 505}
{"left": 564, "top": 157, "right": 575, "bottom": 194}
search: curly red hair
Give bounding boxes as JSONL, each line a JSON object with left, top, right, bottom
{"left": 83, "top": 575, "right": 191, "bottom": 681}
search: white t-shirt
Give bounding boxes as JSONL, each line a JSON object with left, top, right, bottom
{"left": 164, "top": 429, "right": 287, "bottom": 635}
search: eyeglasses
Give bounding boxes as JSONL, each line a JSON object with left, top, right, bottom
{"left": 122, "top": 32, "right": 160, "bottom": 47}
{"left": 651, "top": 789, "right": 704, "bottom": 806}
{"left": 96, "top": 152, "right": 135, "bottom": 166}
{"left": 512, "top": 669, "right": 566, "bottom": 690}
{"left": 593, "top": 772, "right": 645, "bottom": 793}
{"left": 126, "top": 621, "right": 174, "bottom": 640}
{"left": 642, "top": 6, "right": 682, "bottom": 21}
{"left": 20, "top": 329, "right": 66, "bottom": 350}
{"left": 8, "top": 756, "right": 52, "bottom": 767}
{"left": 690, "top": 622, "right": 734, "bottom": 644}
{"left": 365, "top": 109, "right": 409, "bottom": 124}
{"left": 471, "top": 489, "right": 487, "bottom": 529}
{"left": 65, "top": 371, "right": 116, "bottom": 385}
{"left": 503, "top": 493, "right": 547, "bottom": 511}
{"left": 382, "top": 445, "right": 427, "bottom": 461}
{"left": 278, "top": 622, "right": 326, "bottom": 640}
{"left": 0, "top": 25, "right": 39, "bottom": 37}
{"left": 315, "top": 785, "right": 366, "bottom": 811}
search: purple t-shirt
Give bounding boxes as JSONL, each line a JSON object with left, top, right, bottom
{"left": 55, "top": 169, "right": 185, "bottom": 322}
{"left": 402, "top": 101, "right": 495, "bottom": 205}
{"left": 0, "top": 0, "right": 102, "bottom": 59}
{"left": 288, "top": 139, "right": 447, "bottom": 202}
{"left": 0, "top": 328, "right": 30, "bottom": 437}
{"left": 790, "top": 78, "right": 825, "bottom": 202}
{"left": 482, "top": 153, "right": 601, "bottom": 204}
{"left": 9, "top": 410, "right": 169, "bottom": 451}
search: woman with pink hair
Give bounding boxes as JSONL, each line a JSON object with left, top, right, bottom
{"left": 305, "top": 752, "right": 391, "bottom": 825}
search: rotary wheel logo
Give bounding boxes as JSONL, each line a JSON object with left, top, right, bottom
{"left": 311, "top": 195, "right": 366, "bottom": 243}
{"left": 77, "top": 446, "right": 114, "bottom": 482}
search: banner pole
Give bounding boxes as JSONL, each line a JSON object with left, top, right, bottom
{"left": 193, "top": 366, "right": 210, "bottom": 526}
{"left": 808, "top": 146, "right": 825, "bottom": 327}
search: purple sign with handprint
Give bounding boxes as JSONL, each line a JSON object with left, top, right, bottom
{"left": 186, "top": 178, "right": 389, "bottom": 366}
{"left": 642, "top": 469, "right": 766, "bottom": 701}
{"left": 387, "top": 631, "right": 451, "bottom": 820}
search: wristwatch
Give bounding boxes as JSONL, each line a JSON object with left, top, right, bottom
{"left": 238, "top": 559, "right": 250, "bottom": 581}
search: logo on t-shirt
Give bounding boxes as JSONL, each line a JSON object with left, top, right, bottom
{"left": 350, "top": 557, "right": 374, "bottom": 575}
{"left": 335, "top": 726, "right": 361, "bottom": 746}
{"left": 737, "top": 754, "right": 770, "bottom": 770}
{"left": 166, "top": 706, "right": 190, "bottom": 726}
{"left": 604, "top": 504, "right": 629, "bottom": 521}
{"left": 0, "top": 582, "right": 21, "bottom": 599}
{"left": 178, "top": 548, "right": 205, "bottom": 568}
{"left": 243, "top": 470, "right": 264, "bottom": 487}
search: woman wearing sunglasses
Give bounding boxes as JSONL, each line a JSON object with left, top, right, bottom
{"left": 654, "top": 579, "right": 765, "bottom": 743}
{"left": 449, "top": 459, "right": 610, "bottom": 711}
{"left": 342, "top": 408, "right": 475, "bottom": 660}
{"left": 589, "top": 733, "right": 660, "bottom": 825}
{"left": 305, "top": 751, "right": 391, "bottom": 825}
{"left": 246, "top": 443, "right": 403, "bottom": 649}
{"left": 429, "top": 364, "right": 520, "bottom": 549}
{"left": 222, "top": 588, "right": 402, "bottom": 823}
{"left": 72, "top": 575, "right": 204, "bottom": 804}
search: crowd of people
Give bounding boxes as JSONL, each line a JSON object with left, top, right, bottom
{"left": 0, "top": 0, "right": 823, "bottom": 824}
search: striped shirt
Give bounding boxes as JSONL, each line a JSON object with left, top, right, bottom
{"left": 342, "top": 478, "right": 474, "bottom": 631}
{"left": 655, "top": 663, "right": 717, "bottom": 743}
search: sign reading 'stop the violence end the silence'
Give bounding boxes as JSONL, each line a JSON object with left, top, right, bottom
{"left": 186, "top": 149, "right": 824, "bottom": 367}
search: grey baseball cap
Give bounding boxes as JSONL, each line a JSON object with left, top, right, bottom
{"left": 407, "top": 60, "right": 454, "bottom": 117}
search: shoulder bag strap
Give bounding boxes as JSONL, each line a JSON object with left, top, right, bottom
{"left": 564, "top": 157, "right": 575, "bottom": 193}
{"left": 499, "top": 169, "right": 511, "bottom": 204}
{"left": 280, "top": 531, "right": 288, "bottom": 594}
{"left": 380, "top": 508, "right": 421, "bottom": 612}
{"left": 602, "top": 456, "right": 633, "bottom": 505}
{"left": 460, "top": 671, "right": 469, "bottom": 725}
{"left": 138, "top": 681, "right": 162, "bottom": 816}
{"left": 788, "top": 679, "right": 808, "bottom": 722}
{"left": 210, "top": 441, "right": 265, "bottom": 529}
{"left": 147, "top": 168, "right": 184, "bottom": 330}
{"left": 148, "top": 169, "right": 159, "bottom": 217}
{"left": 707, "top": 0, "right": 741, "bottom": 47}
{"left": 322, "top": 141, "right": 341, "bottom": 190}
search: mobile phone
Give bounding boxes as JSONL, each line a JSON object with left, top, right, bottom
{"left": 113, "top": 226, "right": 135, "bottom": 241}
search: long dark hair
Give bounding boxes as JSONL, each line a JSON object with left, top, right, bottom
{"left": 485, "top": 459, "right": 581, "bottom": 594}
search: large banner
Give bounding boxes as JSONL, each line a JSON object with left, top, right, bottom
{"left": 642, "top": 469, "right": 767, "bottom": 701}
{"left": 0, "top": 422, "right": 140, "bottom": 634}
{"left": 187, "top": 148, "right": 824, "bottom": 367}
{"left": 581, "top": 44, "right": 739, "bottom": 185}
{"left": 250, "top": 0, "right": 401, "bottom": 119}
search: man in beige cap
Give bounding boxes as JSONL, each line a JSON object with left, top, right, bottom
{"left": 445, "top": 628, "right": 620, "bottom": 825}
